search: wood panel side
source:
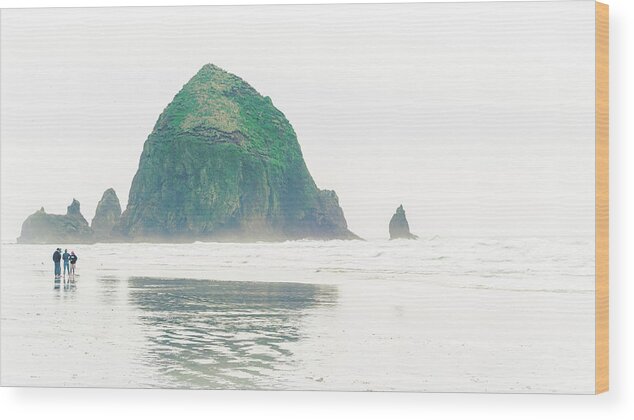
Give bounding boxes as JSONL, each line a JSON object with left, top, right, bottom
{"left": 595, "top": 1, "right": 609, "bottom": 395}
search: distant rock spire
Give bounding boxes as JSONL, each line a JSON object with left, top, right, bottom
{"left": 67, "top": 199, "right": 82, "bottom": 216}
{"left": 389, "top": 205, "right": 418, "bottom": 240}
{"left": 91, "top": 188, "right": 122, "bottom": 239}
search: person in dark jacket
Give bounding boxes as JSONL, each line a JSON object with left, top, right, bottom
{"left": 52, "top": 248, "right": 62, "bottom": 279}
{"left": 69, "top": 251, "right": 78, "bottom": 279}
{"left": 62, "top": 249, "right": 70, "bottom": 278}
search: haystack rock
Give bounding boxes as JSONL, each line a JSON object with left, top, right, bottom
{"left": 389, "top": 205, "right": 418, "bottom": 240}
{"left": 117, "top": 64, "right": 359, "bottom": 242}
{"left": 18, "top": 199, "right": 94, "bottom": 244}
{"left": 91, "top": 188, "right": 122, "bottom": 240}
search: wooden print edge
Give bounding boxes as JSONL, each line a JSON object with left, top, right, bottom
{"left": 595, "top": 1, "right": 609, "bottom": 395}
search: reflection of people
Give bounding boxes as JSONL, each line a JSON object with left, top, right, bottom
{"left": 62, "top": 249, "right": 70, "bottom": 278}
{"left": 52, "top": 248, "right": 62, "bottom": 279}
{"left": 69, "top": 251, "right": 78, "bottom": 279}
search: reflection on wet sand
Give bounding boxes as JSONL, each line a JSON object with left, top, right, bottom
{"left": 127, "top": 277, "right": 338, "bottom": 389}
{"left": 97, "top": 276, "right": 122, "bottom": 306}
{"left": 54, "top": 279, "right": 77, "bottom": 293}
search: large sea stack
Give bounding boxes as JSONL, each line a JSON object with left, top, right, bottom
{"left": 18, "top": 199, "right": 94, "bottom": 244}
{"left": 389, "top": 205, "right": 418, "bottom": 240}
{"left": 117, "top": 64, "right": 358, "bottom": 242}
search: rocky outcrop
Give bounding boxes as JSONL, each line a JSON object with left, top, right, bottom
{"left": 389, "top": 205, "right": 418, "bottom": 240}
{"left": 17, "top": 64, "right": 360, "bottom": 244}
{"left": 117, "top": 64, "right": 359, "bottom": 242}
{"left": 91, "top": 188, "right": 122, "bottom": 240}
{"left": 18, "top": 199, "right": 94, "bottom": 244}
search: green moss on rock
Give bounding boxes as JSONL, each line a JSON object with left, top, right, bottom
{"left": 118, "top": 64, "right": 358, "bottom": 241}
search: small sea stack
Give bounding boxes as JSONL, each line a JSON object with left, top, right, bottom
{"left": 389, "top": 205, "right": 418, "bottom": 240}
{"left": 91, "top": 188, "right": 122, "bottom": 240}
{"left": 18, "top": 199, "right": 94, "bottom": 244}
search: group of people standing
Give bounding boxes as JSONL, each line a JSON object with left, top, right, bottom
{"left": 52, "top": 248, "right": 78, "bottom": 281}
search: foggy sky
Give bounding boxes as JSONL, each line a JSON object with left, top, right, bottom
{"left": 1, "top": 1, "right": 596, "bottom": 240}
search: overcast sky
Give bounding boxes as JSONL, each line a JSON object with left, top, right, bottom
{"left": 1, "top": 1, "right": 595, "bottom": 240}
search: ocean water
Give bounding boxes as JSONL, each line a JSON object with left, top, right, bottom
{"left": 0, "top": 236, "right": 595, "bottom": 393}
